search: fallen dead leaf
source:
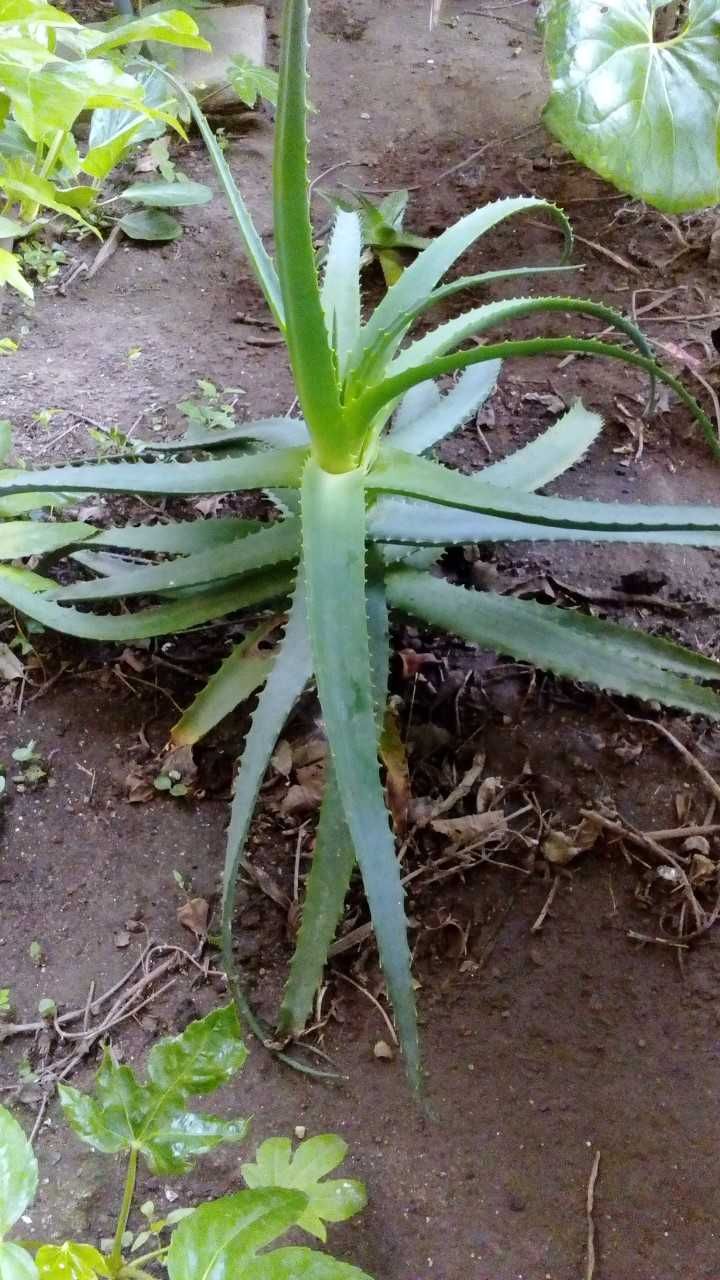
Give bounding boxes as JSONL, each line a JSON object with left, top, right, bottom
{"left": 380, "top": 701, "right": 411, "bottom": 836}
{"left": 430, "top": 752, "right": 486, "bottom": 820}
{"left": 125, "top": 770, "right": 155, "bottom": 804}
{"left": 177, "top": 897, "right": 209, "bottom": 938}
{"left": 114, "top": 930, "right": 131, "bottom": 949}
{"left": 373, "top": 1039, "right": 395, "bottom": 1061}
{"left": 0, "top": 644, "right": 24, "bottom": 682}
{"left": 271, "top": 739, "right": 293, "bottom": 778}
{"left": 431, "top": 811, "right": 506, "bottom": 845}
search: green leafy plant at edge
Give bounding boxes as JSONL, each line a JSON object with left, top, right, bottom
{"left": 2, "top": 0, "right": 720, "bottom": 1089}
{"left": 0, "top": 1006, "right": 372, "bottom": 1280}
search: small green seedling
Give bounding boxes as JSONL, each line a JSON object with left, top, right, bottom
{"left": 0, "top": 1006, "right": 373, "bottom": 1280}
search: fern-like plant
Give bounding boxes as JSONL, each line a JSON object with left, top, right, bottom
{"left": 2, "top": 0, "right": 720, "bottom": 1087}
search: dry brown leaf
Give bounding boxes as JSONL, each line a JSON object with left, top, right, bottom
{"left": 398, "top": 648, "right": 440, "bottom": 679}
{"left": 177, "top": 897, "right": 209, "bottom": 938}
{"left": 542, "top": 830, "right": 579, "bottom": 865}
{"left": 477, "top": 775, "right": 502, "bottom": 815}
{"left": 380, "top": 702, "right": 411, "bottom": 836}
{"left": 430, "top": 752, "right": 486, "bottom": 820}
{"left": 125, "top": 770, "right": 155, "bottom": 804}
{"left": 689, "top": 852, "right": 716, "bottom": 883}
{"left": 373, "top": 1039, "right": 395, "bottom": 1061}
{"left": 281, "top": 778, "right": 323, "bottom": 816}
{"left": 114, "top": 930, "right": 131, "bottom": 949}
{"left": 162, "top": 744, "right": 197, "bottom": 788}
{"left": 271, "top": 739, "right": 293, "bottom": 778}
{"left": 0, "top": 643, "right": 24, "bottom": 682}
{"left": 292, "top": 736, "right": 327, "bottom": 770}
{"left": 431, "top": 811, "right": 506, "bottom": 846}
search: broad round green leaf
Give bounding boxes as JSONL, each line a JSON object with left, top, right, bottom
{"left": 166, "top": 1190, "right": 307, "bottom": 1280}
{"left": 242, "top": 1136, "right": 366, "bottom": 1243}
{"left": 36, "top": 1244, "right": 109, "bottom": 1280}
{"left": 244, "top": 1249, "right": 372, "bottom": 1280}
{"left": 119, "top": 180, "right": 212, "bottom": 209}
{"left": 0, "top": 1106, "right": 37, "bottom": 1236}
{"left": 119, "top": 210, "right": 182, "bottom": 242}
{"left": 543, "top": 0, "right": 720, "bottom": 212}
{"left": 147, "top": 1005, "right": 247, "bottom": 1095}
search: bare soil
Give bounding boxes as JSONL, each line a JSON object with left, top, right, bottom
{"left": 3, "top": 3, "right": 720, "bottom": 1278}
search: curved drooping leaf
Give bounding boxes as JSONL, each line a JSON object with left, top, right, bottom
{"left": 0, "top": 1106, "right": 37, "bottom": 1236}
{"left": 0, "top": 248, "right": 32, "bottom": 300}
{"left": 301, "top": 460, "right": 419, "bottom": 1087}
{"left": 244, "top": 1248, "right": 372, "bottom": 1280}
{"left": 386, "top": 571, "right": 720, "bottom": 720}
{"left": 0, "top": 563, "right": 293, "bottom": 640}
{"left": 84, "top": 10, "right": 210, "bottom": 56}
{"left": 145, "top": 64, "right": 285, "bottom": 330}
{"left": 84, "top": 65, "right": 175, "bottom": 181}
{"left": 166, "top": 1190, "right": 307, "bottom": 1280}
{"left": 242, "top": 1135, "right": 367, "bottom": 1243}
{"left": 171, "top": 622, "right": 276, "bottom": 746}
{"left": 143, "top": 419, "right": 309, "bottom": 452}
{"left": 543, "top": 0, "right": 720, "bottom": 212}
{"left": 350, "top": 196, "right": 572, "bottom": 376}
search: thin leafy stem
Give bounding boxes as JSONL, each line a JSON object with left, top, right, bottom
{"left": 352, "top": 337, "right": 720, "bottom": 460}
{"left": 109, "top": 1147, "right": 138, "bottom": 1276}
{"left": 120, "top": 1246, "right": 169, "bottom": 1271}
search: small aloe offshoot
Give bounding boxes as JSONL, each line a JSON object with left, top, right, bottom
{"left": 0, "top": 1007, "right": 372, "bottom": 1280}
{"left": 2, "top": 0, "right": 720, "bottom": 1087}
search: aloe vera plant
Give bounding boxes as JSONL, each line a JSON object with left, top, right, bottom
{"left": 0, "top": 1007, "right": 372, "bottom": 1280}
{"left": 3, "top": 0, "right": 720, "bottom": 1088}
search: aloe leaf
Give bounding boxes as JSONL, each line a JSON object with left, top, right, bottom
{"left": 51, "top": 517, "right": 300, "bottom": 602}
{"left": 0, "top": 1106, "right": 37, "bottom": 1235}
{"left": 171, "top": 623, "right": 276, "bottom": 746}
{"left": 277, "top": 767, "right": 356, "bottom": 1037}
{"left": 0, "top": 423, "right": 11, "bottom": 466}
{"left": 370, "top": 446, "right": 720, "bottom": 534}
{"left": 0, "top": 448, "right": 308, "bottom": 497}
{"left": 221, "top": 579, "right": 313, "bottom": 1047}
{"left": 142, "top": 63, "right": 285, "bottom": 329}
{"left": 0, "top": 520, "right": 96, "bottom": 559}
{"left": 369, "top": 498, "right": 720, "bottom": 550}
{"left": 0, "top": 1243, "right": 38, "bottom": 1280}
{"left": 166, "top": 1189, "right": 307, "bottom": 1280}
{"left": 278, "top": 560, "right": 389, "bottom": 1038}
{"left": 481, "top": 400, "right": 603, "bottom": 489}
{"left": 0, "top": 493, "right": 69, "bottom": 517}
{"left": 321, "top": 210, "right": 362, "bottom": 380}
{"left": 388, "top": 363, "right": 501, "bottom": 454}
{"left": 302, "top": 459, "right": 419, "bottom": 1086}
{"left": 0, "top": 565, "right": 293, "bottom": 640}
{"left": 244, "top": 1247, "right": 372, "bottom": 1280}
{"left": 242, "top": 1135, "right": 366, "bottom": 1242}
{"left": 92, "top": 517, "right": 263, "bottom": 553}
{"left": 352, "top": 336, "right": 720, "bottom": 460}
{"left": 145, "top": 419, "right": 309, "bottom": 452}
{"left": 386, "top": 570, "right": 720, "bottom": 720}
{"left": 351, "top": 196, "right": 572, "bottom": 372}
{"left": 392, "top": 381, "right": 442, "bottom": 435}
{"left": 273, "top": 0, "right": 342, "bottom": 459}
{"left": 389, "top": 295, "right": 654, "bottom": 378}
{"left": 355, "top": 264, "right": 579, "bottom": 385}
{"left": 543, "top": 0, "right": 720, "bottom": 212}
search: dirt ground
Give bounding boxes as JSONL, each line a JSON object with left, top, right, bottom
{"left": 3, "top": 2, "right": 720, "bottom": 1278}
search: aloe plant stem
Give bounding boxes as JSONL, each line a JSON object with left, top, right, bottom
{"left": 109, "top": 1147, "right": 138, "bottom": 1276}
